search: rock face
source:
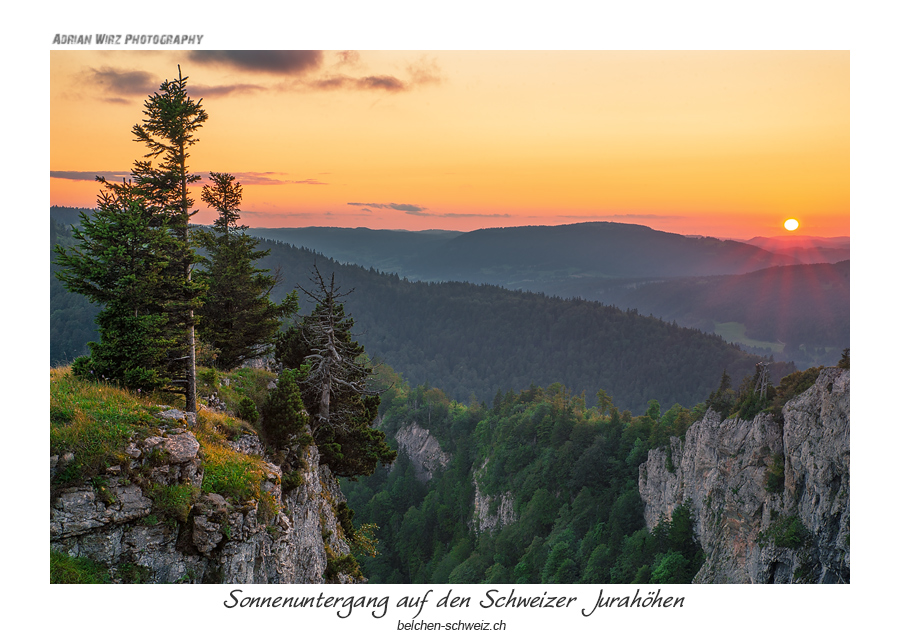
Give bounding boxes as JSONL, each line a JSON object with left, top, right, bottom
{"left": 639, "top": 368, "right": 849, "bottom": 583}
{"left": 472, "top": 461, "right": 517, "bottom": 534}
{"left": 395, "top": 422, "right": 451, "bottom": 482}
{"left": 50, "top": 417, "right": 357, "bottom": 584}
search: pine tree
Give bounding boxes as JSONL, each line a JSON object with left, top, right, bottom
{"left": 195, "top": 172, "right": 298, "bottom": 370}
{"left": 54, "top": 182, "right": 182, "bottom": 391}
{"left": 130, "top": 65, "right": 208, "bottom": 411}
{"left": 275, "top": 268, "right": 396, "bottom": 478}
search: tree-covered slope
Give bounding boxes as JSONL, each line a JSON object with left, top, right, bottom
{"left": 51, "top": 222, "right": 782, "bottom": 413}
{"left": 252, "top": 221, "right": 800, "bottom": 286}
{"left": 50, "top": 219, "right": 99, "bottom": 365}
{"left": 344, "top": 376, "right": 706, "bottom": 584}
{"left": 246, "top": 226, "right": 461, "bottom": 275}
{"left": 543, "top": 261, "right": 850, "bottom": 367}
{"left": 255, "top": 239, "right": 781, "bottom": 413}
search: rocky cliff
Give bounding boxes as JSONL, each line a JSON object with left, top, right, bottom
{"left": 50, "top": 409, "right": 358, "bottom": 584}
{"left": 471, "top": 460, "right": 517, "bottom": 534}
{"left": 639, "top": 367, "right": 849, "bottom": 583}
{"left": 394, "top": 422, "right": 451, "bottom": 482}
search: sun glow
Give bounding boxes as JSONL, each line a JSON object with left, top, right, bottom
{"left": 784, "top": 218, "right": 800, "bottom": 231}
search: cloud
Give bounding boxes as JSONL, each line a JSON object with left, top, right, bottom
{"left": 348, "top": 202, "right": 426, "bottom": 212}
{"left": 303, "top": 53, "right": 442, "bottom": 93}
{"left": 189, "top": 83, "right": 265, "bottom": 98}
{"left": 211, "top": 172, "right": 327, "bottom": 186}
{"left": 86, "top": 67, "right": 158, "bottom": 97}
{"left": 405, "top": 211, "right": 513, "bottom": 218}
{"left": 307, "top": 74, "right": 408, "bottom": 92}
{"left": 51, "top": 170, "right": 132, "bottom": 181}
{"left": 187, "top": 50, "right": 323, "bottom": 74}
{"left": 560, "top": 213, "right": 687, "bottom": 221}
{"left": 407, "top": 56, "right": 442, "bottom": 86}
{"left": 334, "top": 51, "right": 361, "bottom": 67}
{"left": 51, "top": 170, "right": 327, "bottom": 187}
{"left": 356, "top": 75, "right": 407, "bottom": 92}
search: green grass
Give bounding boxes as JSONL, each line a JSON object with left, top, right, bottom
{"left": 51, "top": 549, "right": 111, "bottom": 584}
{"left": 52, "top": 366, "right": 275, "bottom": 513}
{"left": 714, "top": 322, "right": 785, "bottom": 354}
{"left": 197, "top": 366, "right": 276, "bottom": 427}
{"left": 148, "top": 482, "right": 198, "bottom": 522}
{"left": 51, "top": 367, "right": 160, "bottom": 484}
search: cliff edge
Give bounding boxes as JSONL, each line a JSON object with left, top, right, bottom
{"left": 639, "top": 367, "right": 849, "bottom": 583}
{"left": 51, "top": 403, "right": 359, "bottom": 584}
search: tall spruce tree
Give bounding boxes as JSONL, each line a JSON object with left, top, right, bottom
{"left": 195, "top": 172, "right": 298, "bottom": 370}
{"left": 130, "top": 66, "right": 208, "bottom": 411}
{"left": 275, "top": 269, "right": 396, "bottom": 478}
{"left": 54, "top": 182, "right": 183, "bottom": 391}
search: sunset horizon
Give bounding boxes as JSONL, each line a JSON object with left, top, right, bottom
{"left": 51, "top": 50, "right": 849, "bottom": 240}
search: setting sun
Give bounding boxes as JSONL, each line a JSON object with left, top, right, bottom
{"left": 784, "top": 218, "right": 800, "bottom": 231}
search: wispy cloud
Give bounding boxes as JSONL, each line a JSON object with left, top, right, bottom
{"left": 51, "top": 170, "right": 131, "bottom": 181}
{"left": 303, "top": 53, "right": 442, "bottom": 93}
{"left": 405, "top": 210, "right": 513, "bottom": 218}
{"left": 187, "top": 50, "right": 324, "bottom": 75}
{"left": 561, "top": 213, "right": 687, "bottom": 221}
{"left": 82, "top": 67, "right": 157, "bottom": 101}
{"left": 228, "top": 172, "right": 327, "bottom": 186}
{"left": 407, "top": 56, "right": 442, "bottom": 86}
{"left": 334, "top": 51, "right": 361, "bottom": 68}
{"left": 307, "top": 74, "right": 407, "bottom": 92}
{"left": 189, "top": 83, "right": 265, "bottom": 98}
{"left": 348, "top": 202, "right": 426, "bottom": 212}
{"left": 51, "top": 170, "right": 327, "bottom": 187}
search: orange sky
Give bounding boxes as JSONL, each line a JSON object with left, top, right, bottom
{"left": 50, "top": 50, "right": 849, "bottom": 239}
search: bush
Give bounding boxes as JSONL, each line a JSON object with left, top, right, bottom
{"left": 764, "top": 453, "right": 785, "bottom": 494}
{"left": 261, "top": 367, "right": 310, "bottom": 445}
{"left": 281, "top": 470, "right": 305, "bottom": 492}
{"left": 325, "top": 553, "right": 362, "bottom": 580}
{"left": 237, "top": 396, "right": 259, "bottom": 425}
{"left": 758, "top": 514, "right": 811, "bottom": 549}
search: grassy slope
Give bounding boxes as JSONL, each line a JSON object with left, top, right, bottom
{"left": 50, "top": 366, "right": 277, "bottom": 583}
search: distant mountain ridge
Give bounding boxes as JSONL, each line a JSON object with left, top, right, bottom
{"left": 251, "top": 221, "right": 807, "bottom": 284}
{"left": 245, "top": 221, "right": 848, "bottom": 367}
{"left": 411, "top": 222, "right": 801, "bottom": 281}
{"left": 738, "top": 235, "right": 849, "bottom": 265}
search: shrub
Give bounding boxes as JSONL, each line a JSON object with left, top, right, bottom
{"left": 758, "top": 514, "right": 811, "bottom": 549}
{"left": 260, "top": 367, "right": 310, "bottom": 445}
{"left": 324, "top": 553, "right": 362, "bottom": 581}
{"left": 258, "top": 491, "right": 280, "bottom": 524}
{"left": 765, "top": 453, "right": 785, "bottom": 494}
{"left": 237, "top": 396, "right": 260, "bottom": 425}
{"left": 281, "top": 470, "right": 305, "bottom": 492}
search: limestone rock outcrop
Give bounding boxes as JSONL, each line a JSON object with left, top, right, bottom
{"left": 472, "top": 461, "right": 517, "bottom": 534}
{"left": 639, "top": 368, "right": 849, "bottom": 583}
{"left": 394, "top": 422, "right": 451, "bottom": 482}
{"left": 50, "top": 412, "right": 357, "bottom": 584}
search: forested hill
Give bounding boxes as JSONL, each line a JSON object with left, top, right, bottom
{"left": 407, "top": 222, "right": 800, "bottom": 282}
{"left": 594, "top": 261, "right": 850, "bottom": 352}
{"left": 251, "top": 221, "right": 801, "bottom": 286}
{"left": 254, "top": 238, "right": 781, "bottom": 412}
{"left": 246, "top": 226, "right": 462, "bottom": 275}
{"left": 247, "top": 221, "right": 848, "bottom": 369}
{"left": 50, "top": 218, "right": 98, "bottom": 364}
{"left": 51, "top": 215, "right": 785, "bottom": 412}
